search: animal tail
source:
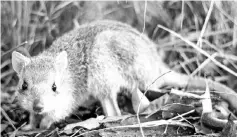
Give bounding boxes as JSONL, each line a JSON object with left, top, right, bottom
{"left": 162, "top": 71, "right": 237, "bottom": 114}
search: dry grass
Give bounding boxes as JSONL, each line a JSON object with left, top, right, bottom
{"left": 1, "top": 1, "right": 237, "bottom": 136}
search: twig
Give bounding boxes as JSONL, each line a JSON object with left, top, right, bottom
{"left": 191, "top": 53, "right": 218, "bottom": 76}
{"left": 197, "top": 0, "right": 215, "bottom": 48}
{"left": 141, "top": 0, "right": 147, "bottom": 35}
{"left": 1, "top": 108, "right": 16, "bottom": 130}
{"left": 180, "top": 0, "right": 184, "bottom": 30}
{"left": 215, "top": 2, "right": 237, "bottom": 26}
{"left": 158, "top": 25, "right": 237, "bottom": 77}
{"left": 1, "top": 70, "right": 15, "bottom": 80}
{"left": 170, "top": 109, "right": 195, "bottom": 121}
{"left": 136, "top": 71, "right": 171, "bottom": 137}
{"left": 1, "top": 41, "right": 28, "bottom": 57}
{"left": 138, "top": 1, "right": 147, "bottom": 136}
{"left": 135, "top": 1, "right": 149, "bottom": 136}
{"left": 170, "top": 89, "right": 206, "bottom": 99}
{"left": 159, "top": 29, "right": 233, "bottom": 48}
{"left": 1, "top": 60, "right": 11, "bottom": 69}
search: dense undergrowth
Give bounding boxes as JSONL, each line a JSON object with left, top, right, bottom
{"left": 1, "top": 1, "right": 237, "bottom": 136}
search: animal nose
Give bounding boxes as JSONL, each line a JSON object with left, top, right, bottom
{"left": 33, "top": 99, "right": 43, "bottom": 113}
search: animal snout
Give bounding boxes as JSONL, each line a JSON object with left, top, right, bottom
{"left": 33, "top": 99, "right": 43, "bottom": 113}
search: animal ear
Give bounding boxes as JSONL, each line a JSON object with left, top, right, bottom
{"left": 55, "top": 51, "right": 68, "bottom": 73}
{"left": 12, "top": 51, "right": 30, "bottom": 74}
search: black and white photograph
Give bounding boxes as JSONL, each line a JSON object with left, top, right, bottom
{"left": 1, "top": 1, "right": 237, "bottom": 136}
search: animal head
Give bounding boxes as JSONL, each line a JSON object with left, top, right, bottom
{"left": 12, "top": 51, "right": 73, "bottom": 117}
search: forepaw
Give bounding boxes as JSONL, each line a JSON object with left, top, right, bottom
{"left": 40, "top": 116, "right": 54, "bottom": 129}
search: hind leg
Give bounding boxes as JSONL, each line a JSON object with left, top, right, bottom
{"left": 100, "top": 97, "right": 121, "bottom": 116}
{"left": 100, "top": 89, "right": 121, "bottom": 116}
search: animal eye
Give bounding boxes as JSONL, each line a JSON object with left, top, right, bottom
{"left": 52, "top": 83, "right": 57, "bottom": 92}
{"left": 22, "top": 81, "right": 28, "bottom": 90}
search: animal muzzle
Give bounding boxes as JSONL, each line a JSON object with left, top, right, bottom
{"left": 33, "top": 99, "right": 44, "bottom": 113}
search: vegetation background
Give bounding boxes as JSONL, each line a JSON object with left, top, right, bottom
{"left": 1, "top": 0, "right": 237, "bottom": 135}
